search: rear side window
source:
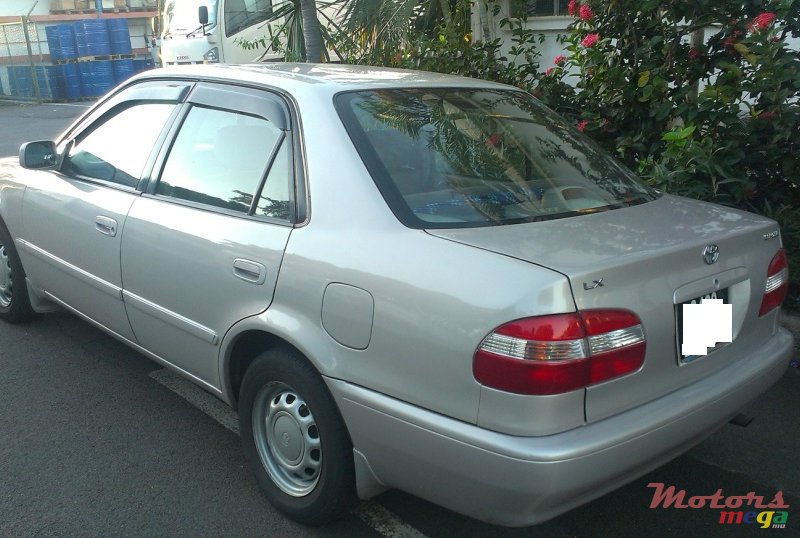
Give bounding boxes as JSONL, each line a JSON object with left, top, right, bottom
{"left": 335, "top": 89, "right": 658, "bottom": 229}
{"left": 156, "top": 105, "right": 288, "bottom": 217}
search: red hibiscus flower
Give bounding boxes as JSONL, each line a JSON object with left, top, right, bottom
{"left": 748, "top": 12, "right": 777, "bottom": 32}
{"left": 578, "top": 4, "right": 593, "bottom": 21}
{"left": 567, "top": 0, "right": 577, "bottom": 16}
{"left": 576, "top": 120, "right": 589, "bottom": 132}
{"left": 580, "top": 33, "right": 600, "bottom": 47}
{"left": 553, "top": 55, "right": 566, "bottom": 65}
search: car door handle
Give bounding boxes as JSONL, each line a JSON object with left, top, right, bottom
{"left": 233, "top": 258, "right": 266, "bottom": 285}
{"left": 95, "top": 216, "right": 118, "bottom": 237}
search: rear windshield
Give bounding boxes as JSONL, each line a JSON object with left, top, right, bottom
{"left": 335, "top": 88, "right": 659, "bottom": 229}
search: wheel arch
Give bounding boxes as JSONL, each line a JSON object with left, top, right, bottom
{"left": 220, "top": 311, "right": 386, "bottom": 501}
{"left": 219, "top": 308, "right": 339, "bottom": 409}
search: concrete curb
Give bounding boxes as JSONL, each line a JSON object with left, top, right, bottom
{"left": 780, "top": 309, "right": 800, "bottom": 343}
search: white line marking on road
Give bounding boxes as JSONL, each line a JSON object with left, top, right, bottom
{"left": 47, "top": 102, "right": 92, "bottom": 108}
{"left": 148, "top": 368, "right": 430, "bottom": 538}
{"left": 149, "top": 368, "right": 239, "bottom": 434}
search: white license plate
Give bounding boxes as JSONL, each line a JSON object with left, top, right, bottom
{"left": 676, "top": 288, "right": 730, "bottom": 363}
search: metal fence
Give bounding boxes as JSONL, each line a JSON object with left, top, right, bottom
{"left": 0, "top": 18, "right": 49, "bottom": 101}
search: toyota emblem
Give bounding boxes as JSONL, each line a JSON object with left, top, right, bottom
{"left": 702, "top": 244, "right": 719, "bottom": 265}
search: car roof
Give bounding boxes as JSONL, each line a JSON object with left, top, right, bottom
{"left": 139, "top": 63, "right": 514, "bottom": 94}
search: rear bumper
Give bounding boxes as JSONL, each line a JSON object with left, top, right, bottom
{"left": 326, "top": 328, "right": 794, "bottom": 527}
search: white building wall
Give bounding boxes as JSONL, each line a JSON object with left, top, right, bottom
{"left": 473, "top": 3, "right": 800, "bottom": 77}
{"left": 4, "top": 0, "right": 52, "bottom": 17}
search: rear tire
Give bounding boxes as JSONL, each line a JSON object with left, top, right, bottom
{"left": 0, "top": 220, "right": 34, "bottom": 323}
{"left": 239, "top": 347, "right": 357, "bottom": 525}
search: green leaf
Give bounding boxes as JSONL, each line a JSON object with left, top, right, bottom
{"left": 638, "top": 70, "right": 651, "bottom": 87}
{"left": 661, "top": 125, "right": 696, "bottom": 141}
{"left": 733, "top": 43, "right": 750, "bottom": 56}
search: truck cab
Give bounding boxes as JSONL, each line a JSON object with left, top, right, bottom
{"left": 160, "top": 0, "right": 279, "bottom": 65}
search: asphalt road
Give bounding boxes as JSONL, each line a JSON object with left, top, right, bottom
{"left": 0, "top": 101, "right": 88, "bottom": 156}
{"left": 1, "top": 102, "right": 799, "bottom": 537}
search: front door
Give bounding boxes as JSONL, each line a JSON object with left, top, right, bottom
{"left": 19, "top": 92, "right": 183, "bottom": 341}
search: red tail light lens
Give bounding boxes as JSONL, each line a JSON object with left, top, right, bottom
{"left": 759, "top": 248, "right": 789, "bottom": 316}
{"left": 473, "top": 310, "right": 646, "bottom": 395}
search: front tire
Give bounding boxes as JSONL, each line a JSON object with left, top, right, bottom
{"left": 239, "top": 347, "right": 356, "bottom": 525}
{"left": 0, "top": 220, "right": 34, "bottom": 323}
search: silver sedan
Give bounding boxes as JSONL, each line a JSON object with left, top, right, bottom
{"left": 0, "top": 64, "right": 793, "bottom": 527}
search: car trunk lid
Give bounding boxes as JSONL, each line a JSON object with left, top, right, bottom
{"left": 427, "top": 195, "right": 782, "bottom": 423}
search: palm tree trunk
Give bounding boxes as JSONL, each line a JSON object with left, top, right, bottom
{"left": 439, "top": 0, "right": 452, "bottom": 25}
{"left": 298, "top": 0, "right": 323, "bottom": 62}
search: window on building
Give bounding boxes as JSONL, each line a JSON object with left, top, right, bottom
{"left": 510, "top": 0, "right": 569, "bottom": 17}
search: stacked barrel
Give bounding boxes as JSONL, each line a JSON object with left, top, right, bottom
{"left": 19, "top": 18, "right": 156, "bottom": 101}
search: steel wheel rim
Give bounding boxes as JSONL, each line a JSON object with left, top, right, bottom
{"left": 0, "top": 243, "right": 12, "bottom": 308}
{"left": 252, "top": 381, "right": 322, "bottom": 497}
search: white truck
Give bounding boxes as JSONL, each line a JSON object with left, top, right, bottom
{"left": 159, "top": 0, "right": 278, "bottom": 65}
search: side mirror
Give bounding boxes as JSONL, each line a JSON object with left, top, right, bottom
{"left": 198, "top": 5, "right": 209, "bottom": 25}
{"left": 19, "top": 141, "right": 58, "bottom": 170}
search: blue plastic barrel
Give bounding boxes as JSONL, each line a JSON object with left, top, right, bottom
{"left": 45, "top": 26, "right": 62, "bottom": 61}
{"left": 91, "top": 60, "right": 115, "bottom": 95}
{"left": 58, "top": 24, "right": 78, "bottom": 59}
{"left": 83, "top": 20, "right": 111, "bottom": 56}
{"left": 107, "top": 19, "right": 132, "bottom": 54}
{"left": 9, "top": 67, "right": 27, "bottom": 97}
{"left": 45, "top": 65, "right": 63, "bottom": 100}
{"left": 62, "top": 63, "right": 82, "bottom": 99}
{"left": 132, "top": 58, "right": 154, "bottom": 72}
{"left": 73, "top": 21, "right": 89, "bottom": 57}
{"left": 78, "top": 62, "right": 93, "bottom": 96}
{"left": 112, "top": 58, "right": 136, "bottom": 82}
{"left": 9, "top": 66, "right": 59, "bottom": 100}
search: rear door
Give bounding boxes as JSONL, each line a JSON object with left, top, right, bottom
{"left": 120, "top": 82, "right": 294, "bottom": 387}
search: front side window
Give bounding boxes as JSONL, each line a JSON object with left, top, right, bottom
{"left": 225, "top": 0, "right": 272, "bottom": 36}
{"left": 156, "top": 105, "right": 288, "bottom": 218}
{"left": 336, "top": 88, "right": 658, "bottom": 229}
{"left": 63, "top": 103, "right": 175, "bottom": 188}
{"left": 164, "top": 0, "right": 219, "bottom": 34}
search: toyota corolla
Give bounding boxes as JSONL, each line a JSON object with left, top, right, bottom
{"left": 0, "top": 64, "right": 792, "bottom": 527}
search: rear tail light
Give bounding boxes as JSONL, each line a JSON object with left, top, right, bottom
{"left": 473, "top": 309, "right": 645, "bottom": 395}
{"left": 758, "top": 248, "right": 789, "bottom": 316}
